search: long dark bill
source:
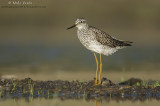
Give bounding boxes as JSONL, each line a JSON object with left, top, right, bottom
{"left": 67, "top": 24, "right": 76, "bottom": 30}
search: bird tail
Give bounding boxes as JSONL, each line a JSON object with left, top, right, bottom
{"left": 118, "top": 40, "right": 133, "bottom": 47}
{"left": 121, "top": 41, "right": 133, "bottom": 46}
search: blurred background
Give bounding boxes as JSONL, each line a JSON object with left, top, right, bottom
{"left": 0, "top": 0, "right": 160, "bottom": 81}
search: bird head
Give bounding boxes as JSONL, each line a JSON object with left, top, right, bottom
{"left": 67, "top": 18, "right": 88, "bottom": 30}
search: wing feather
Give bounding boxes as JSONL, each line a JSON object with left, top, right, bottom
{"left": 89, "top": 26, "right": 132, "bottom": 47}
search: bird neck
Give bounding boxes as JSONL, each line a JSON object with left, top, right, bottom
{"left": 77, "top": 24, "right": 89, "bottom": 31}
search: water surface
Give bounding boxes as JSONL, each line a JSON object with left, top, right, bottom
{"left": 0, "top": 98, "right": 160, "bottom": 106}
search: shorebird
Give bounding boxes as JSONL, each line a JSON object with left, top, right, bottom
{"left": 67, "top": 18, "right": 132, "bottom": 85}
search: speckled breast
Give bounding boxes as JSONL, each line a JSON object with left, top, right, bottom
{"left": 77, "top": 29, "right": 102, "bottom": 53}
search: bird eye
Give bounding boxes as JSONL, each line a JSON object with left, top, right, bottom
{"left": 81, "top": 21, "right": 83, "bottom": 23}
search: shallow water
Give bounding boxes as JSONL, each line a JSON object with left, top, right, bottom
{"left": 1, "top": 70, "right": 160, "bottom": 83}
{"left": 0, "top": 98, "right": 160, "bottom": 106}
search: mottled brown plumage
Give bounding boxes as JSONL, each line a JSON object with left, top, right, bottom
{"left": 90, "top": 26, "right": 132, "bottom": 48}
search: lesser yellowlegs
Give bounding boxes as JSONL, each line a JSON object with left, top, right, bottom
{"left": 67, "top": 18, "right": 132, "bottom": 85}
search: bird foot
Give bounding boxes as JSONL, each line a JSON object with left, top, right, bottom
{"left": 93, "top": 80, "right": 101, "bottom": 86}
{"left": 93, "top": 83, "right": 102, "bottom": 87}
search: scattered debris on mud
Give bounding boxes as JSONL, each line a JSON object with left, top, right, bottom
{"left": 0, "top": 77, "right": 160, "bottom": 101}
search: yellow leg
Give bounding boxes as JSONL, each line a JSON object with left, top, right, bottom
{"left": 98, "top": 54, "right": 102, "bottom": 84}
{"left": 98, "top": 101, "right": 101, "bottom": 106}
{"left": 95, "top": 100, "right": 101, "bottom": 106}
{"left": 94, "top": 53, "right": 99, "bottom": 84}
{"left": 95, "top": 100, "right": 97, "bottom": 106}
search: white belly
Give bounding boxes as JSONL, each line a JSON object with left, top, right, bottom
{"left": 88, "top": 42, "right": 118, "bottom": 56}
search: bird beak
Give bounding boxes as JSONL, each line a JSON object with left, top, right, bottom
{"left": 67, "top": 24, "right": 76, "bottom": 30}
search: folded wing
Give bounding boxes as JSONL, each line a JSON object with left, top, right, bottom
{"left": 89, "top": 26, "right": 132, "bottom": 48}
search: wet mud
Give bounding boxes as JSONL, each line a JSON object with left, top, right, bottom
{"left": 0, "top": 77, "right": 160, "bottom": 101}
